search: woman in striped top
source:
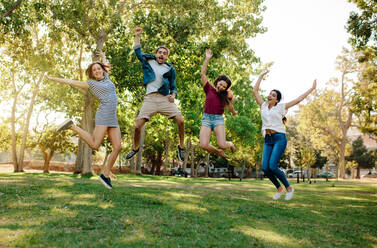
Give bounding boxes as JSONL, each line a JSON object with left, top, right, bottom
{"left": 46, "top": 52, "right": 120, "bottom": 190}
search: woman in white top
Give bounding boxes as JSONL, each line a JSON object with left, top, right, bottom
{"left": 253, "top": 70, "right": 316, "bottom": 200}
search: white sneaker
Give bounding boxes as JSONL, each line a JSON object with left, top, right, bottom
{"left": 272, "top": 191, "right": 284, "bottom": 200}
{"left": 285, "top": 188, "right": 295, "bottom": 200}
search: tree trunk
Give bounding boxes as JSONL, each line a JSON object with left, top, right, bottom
{"left": 155, "top": 153, "right": 163, "bottom": 175}
{"left": 356, "top": 165, "right": 360, "bottom": 179}
{"left": 130, "top": 156, "right": 135, "bottom": 174}
{"left": 150, "top": 158, "right": 155, "bottom": 175}
{"left": 43, "top": 150, "right": 54, "bottom": 173}
{"left": 74, "top": 138, "right": 83, "bottom": 173}
{"left": 240, "top": 161, "right": 246, "bottom": 181}
{"left": 10, "top": 68, "right": 23, "bottom": 172}
{"left": 205, "top": 153, "right": 209, "bottom": 177}
{"left": 80, "top": 92, "right": 94, "bottom": 176}
{"left": 338, "top": 144, "right": 346, "bottom": 179}
{"left": 11, "top": 89, "right": 19, "bottom": 172}
{"left": 18, "top": 73, "right": 43, "bottom": 171}
{"left": 163, "top": 130, "right": 170, "bottom": 176}
{"left": 74, "top": 43, "right": 84, "bottom": 174}
{"left": 189, "top": 141, "right": 195, "bottom": 178}
{"left": 182, "top": 137, "right": 190, "bottom": 170}
{"left": 247, "top": 165, "right": 252, "bottom": 178}
{"left": 326, "top": 163, "right": 329, "bottom": 182}
{"left": 136, "top": 125, "right": 145, "bottom": 175}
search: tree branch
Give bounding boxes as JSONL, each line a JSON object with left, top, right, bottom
{"left": 2, "top": 0, "right": 24, "bottom": 18}
{"left": 115, "top": 1, "right": 155, "bottom": 17}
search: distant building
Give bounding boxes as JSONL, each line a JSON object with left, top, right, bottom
{"left": 347, "top": 127, "right": 377, "bottom": 151}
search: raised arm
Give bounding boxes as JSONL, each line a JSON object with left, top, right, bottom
{"left": 226, "top": 90, "right": 237, "bottom": 115}
{"left": 285, "top": 79, "right": 316, "bottom": 110}
{"left": 46, "top": 76, "right": 88, "bottom": 89}
{"left": 134, "top": 27, "right": 142, "bottom": 47}
{"left": 253, "top": 70, "right": 269, "bottom": 106}
{"left": 96, "top": 51, "right": 111, "bottom": 72}
{"left": 200, "top": 49, "right": 212, "bottom": 86}
{"left": 227, "top": 101, "right": 238, "bottom": 115}
{"left": 133, "top": 27, "right": 146, "bottom": 63}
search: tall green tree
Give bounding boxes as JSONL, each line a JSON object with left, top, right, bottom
{"left": 346, "top": 0, "right": 376, "bottom": 49}
{"left": 346, "top": 136, "right": 376, "bottom": 178}
{"left": 29, "top": 125, "right": 75, "bottom": 173}
{"left": 298, "top": 87, "right": 352, "bottom": 179}
{"left": 350, "top": 47, "right": 377, "bottom": 140}
{"left": 346, "top": 1, "right": 377, "bottom": 140}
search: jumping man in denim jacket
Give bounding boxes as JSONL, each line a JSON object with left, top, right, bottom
{"left": 126, "top": 27, "right": 185, "bottom": 162}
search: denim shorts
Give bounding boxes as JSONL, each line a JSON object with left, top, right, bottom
{"left": 201, "top": 113, "right": 224, "bottom": 130}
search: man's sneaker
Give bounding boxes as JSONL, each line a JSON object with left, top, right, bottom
{"left": 285, "top": 188, "right": 295, "bottom": 200}
{"left": 56, "top": 119, "right": 73, "bottom": 132}
{"left": 126, "top": 148, "right": 139, "bottom": 160}
{"left": 177, "top": 145, "right": 185, "bottom": 162}
{"left": 98, "top": 174, "right": 112, "bottom": 189}
{"left": 272, "top": 191, "right": 284, "bottom": 200}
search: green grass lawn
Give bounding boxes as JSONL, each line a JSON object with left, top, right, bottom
{"left": 0, "top": 173, "right": 376, "bottom": 248}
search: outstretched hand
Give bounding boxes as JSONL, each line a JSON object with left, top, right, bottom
{"left": 205, "top": 49, "right": 213, "bottom": 60}
{"left": 135, "top": 27, "right": 142, "bottom": 36}
{"left": 260, "top": 70, "right": 270, "bottom": 77}
{"left": 312, "top": 79, "right": 317, "bottom": 90}
{"left": 96, "top": 51, "right": 106, "bottom": 59}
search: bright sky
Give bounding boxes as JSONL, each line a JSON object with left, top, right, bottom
{"left": 249, "top": 0, "right": 357, "bottom": 107}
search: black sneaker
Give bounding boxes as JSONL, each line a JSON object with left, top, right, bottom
{"left": 177, "top": 145, "right": 185, "bottom": 162}
{"left": 98, "top": 174, "right": 112, "bottom": 189}
{"left": 56, "top": 119, "right": 73, "bottom": 132}
{"left": 126, "top": 148, "right": 139, "bottom": 160}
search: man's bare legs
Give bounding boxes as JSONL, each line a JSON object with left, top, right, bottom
{"left": 173, "top": 114, "right": 185, "bottom": 149}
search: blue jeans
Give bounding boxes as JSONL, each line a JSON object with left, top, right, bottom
{"left": 201, "top": 113, "right": 224, "bottom": 130}
{"left": 262, "top": 133, "right": 290, "bottom": 189}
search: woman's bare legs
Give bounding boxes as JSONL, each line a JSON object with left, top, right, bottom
{"left": 214, "top": 125, "right": 235, "bottom": 153}
{"left": 102, "top": 127, "right": 122, "bottom": 178}
{"left": 70, "top": 125, "right": 107, "bottom": 150}
{"left": 199, "top": 125, "right": 229, "bottom": 158}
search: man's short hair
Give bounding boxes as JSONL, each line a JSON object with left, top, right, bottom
{"left": 155, "top": 46, "right": 170, "bottom": 55}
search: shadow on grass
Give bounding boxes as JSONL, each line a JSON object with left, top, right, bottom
{"left": 0, "top": 173, "right": 376, "bottom": 248}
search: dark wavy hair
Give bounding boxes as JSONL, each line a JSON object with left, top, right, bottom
{"left": 214, "top": 74, "right": 233, "bottom": 106}
{"left": 155, "top": 46, "right": 170, "bottom": 55}
{"left": 86, "top": 62, "right": 111, "bottom": 80}
{"left": 272, "top": 89, "right": 287, "bottom": 124}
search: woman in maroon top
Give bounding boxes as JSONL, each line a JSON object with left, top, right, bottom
{"left": 199, "top": 49, "right": 237, "bottom": 158}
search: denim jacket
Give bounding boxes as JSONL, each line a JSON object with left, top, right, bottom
{"left": 134, "top": 45, "right": 177, "bottom": 97}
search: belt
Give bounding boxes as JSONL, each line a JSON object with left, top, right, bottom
{"left": 147, "top": 92, "right": 162, "bottom": 95}
{"left": 265, "top": 129, "right": 277, "bottom": 135}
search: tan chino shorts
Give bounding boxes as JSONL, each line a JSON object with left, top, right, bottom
{"left": 136, "top": 92, "right": 180, "bottom": 121}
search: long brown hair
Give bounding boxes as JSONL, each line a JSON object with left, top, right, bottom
{"left": 85, "top": 62, "right": 111, "bottom": 80}
{"left": 214, "top": 74, "right": 232, "bottom": 106}
{"left": 272, "top": 89, "right": 287, "bottom": 124}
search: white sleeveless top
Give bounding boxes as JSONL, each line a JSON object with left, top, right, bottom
{"left": 261, "top": 102, "right": 287, "bottom": 137}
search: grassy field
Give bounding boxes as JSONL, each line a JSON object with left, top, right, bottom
{"left": 0, "top": 173, "right": 376, "bottom": 248}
